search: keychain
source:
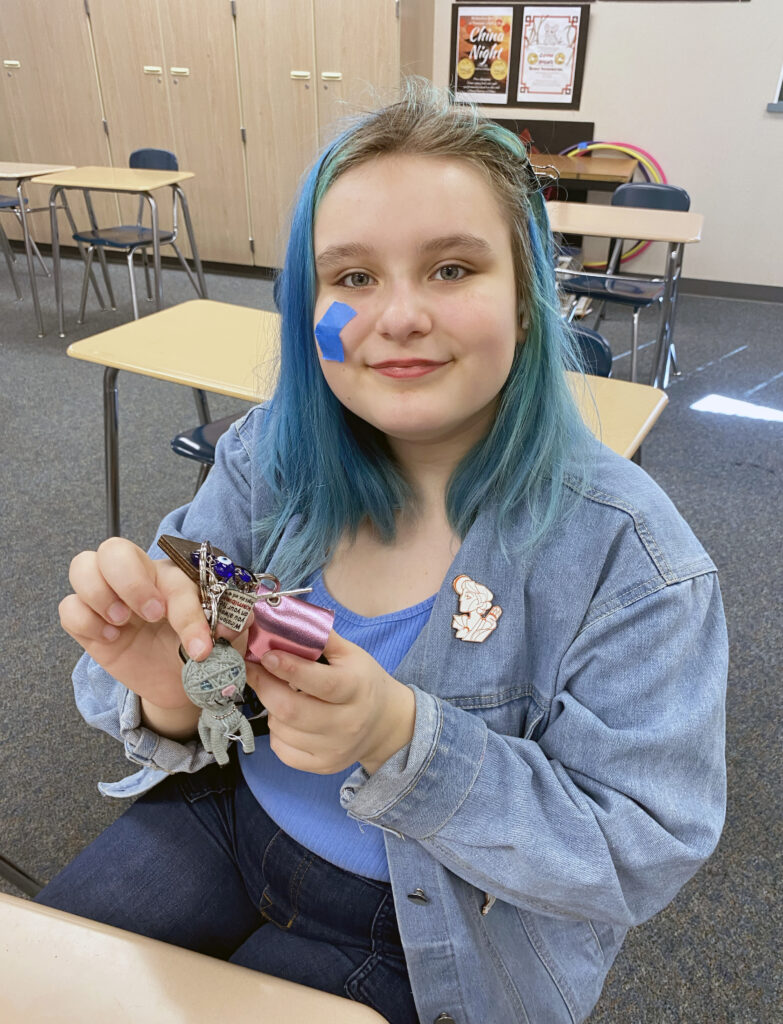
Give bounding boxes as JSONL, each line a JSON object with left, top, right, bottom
{"left": 158, "top": 535, "right": 334, "bottom": 765}
{"left": 176, "top": 540, "right": 256, "bottom": 765}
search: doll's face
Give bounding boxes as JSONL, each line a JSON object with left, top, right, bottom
{"left": 312, "top": 154, "right": 519, "bottom": 456}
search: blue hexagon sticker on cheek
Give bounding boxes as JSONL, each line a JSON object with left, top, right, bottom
{"left": 314, "top": 301, "right": 357, "bottom": 362}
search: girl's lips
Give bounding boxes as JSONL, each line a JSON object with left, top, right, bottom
{"left": 370, "top": 360, "right": 447, "bottom": 379}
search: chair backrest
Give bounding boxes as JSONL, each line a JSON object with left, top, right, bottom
{"left": 570, "top": 326, "right": 613, "bottom": 378}
{"left": 611, "top": 182, "right": 690, "bottom": 212}
{"left": 129, "top": 148, "right": 179, "bottom": 172}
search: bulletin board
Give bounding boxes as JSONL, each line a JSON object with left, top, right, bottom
{"left": 450, "top": 3, "right": 591, "bottom": 109}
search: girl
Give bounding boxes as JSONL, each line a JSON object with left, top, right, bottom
{"left": 43, "top": 83, "right": 727, "bottom": 1024}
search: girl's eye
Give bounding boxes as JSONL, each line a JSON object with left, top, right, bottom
{"left": 434, "top": 264, "right": 467, "bottom": 282}
{"left": 339, "top": 271, "right": 374, "bottom": 288}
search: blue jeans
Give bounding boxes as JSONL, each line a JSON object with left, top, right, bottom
{"left": 36, "top": 755, "right": 418, "bottom": 1024}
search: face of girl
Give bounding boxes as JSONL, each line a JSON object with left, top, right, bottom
{"left": 312, "top": 153, "right": 520, "bottom": 455}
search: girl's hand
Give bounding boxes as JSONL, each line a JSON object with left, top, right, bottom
{"left": 246, "top": 631, "right": 416, "bottom": 775}
{"left": 59, "top": 538, "right": 232, "bottom": 711}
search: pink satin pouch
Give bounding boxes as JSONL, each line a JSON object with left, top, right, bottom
{"left": 245, "top": 589, "right": 334, "bottom": 664}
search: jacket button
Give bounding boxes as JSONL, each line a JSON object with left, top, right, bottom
{"left": 406, "top": 887, "right": 430, "bottom": 904}
{"left": 434, "top": 1015, "right": 456, "bottom": 1024}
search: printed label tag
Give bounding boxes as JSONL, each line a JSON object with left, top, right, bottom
{"left": 217, "top": 589, "right": 257, "bottom": 632}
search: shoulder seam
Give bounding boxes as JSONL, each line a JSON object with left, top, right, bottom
{"left": 578, "top": 564, "right": 717, "bottom": 637}
{"left": 564, "top": 475, "right": 714, "bottom": 584}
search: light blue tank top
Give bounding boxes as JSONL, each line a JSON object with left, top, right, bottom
{"left": 239, "top": 570, "right": 435, "bottom": 881}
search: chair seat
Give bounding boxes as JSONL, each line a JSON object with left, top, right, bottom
{"left": 0, "top": 195, "right": 26, "bottom": 209}
{"left": 559, "top": 274, "right": 665, "bottom": 307}
{"left": 72, "top": 225, "right": 175, "bottom": 249}
{"left": 171, "top": 412, "right": 246, "bottom": 465}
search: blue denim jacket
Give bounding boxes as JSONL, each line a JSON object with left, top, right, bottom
{"left": 73, "top": 406, "right": 727, "bottom": 1024}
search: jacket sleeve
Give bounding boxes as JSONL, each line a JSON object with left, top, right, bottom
{"left": 70, "top": 412, "right": 258, "bottom": 795}
{"left": 340, "top": 570, "right": 728, "bottom": 927}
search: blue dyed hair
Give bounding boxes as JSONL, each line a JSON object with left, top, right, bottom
{"left": 255, "top": 81, "right": 593, "bottom": 584}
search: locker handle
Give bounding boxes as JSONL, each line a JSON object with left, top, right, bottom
{"left": 169, "top": 67, "right": 191, "bottom": 76}
{"left": 290, "top": 70, "right": 312, "bottom": 80}
{"left": 320, "top": 71, "right": 343, "bottom": 81}
{"left": 143, "top": 66, "right": 163, "bottom": 75}
{"left": 3, "top": 60, "right": 21, "bottom": 69}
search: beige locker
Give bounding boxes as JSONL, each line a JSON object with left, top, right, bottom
{"left": 157, "top": 0, "right": 253, "bottom": 265}
{"left": 0, "top": 0, "right": 114, "bottom": 246}
{"left": 313, "top": 0, "right": 401, "bottom": 149}
{"left": 88, "top": 0, "right": 252, "bottom": 265}
{"left": 87, "top": 0, "right": 175, "bottom": 230}
{"left": 237, "top": 0, "right": 434, "bottom": 269}
{"left": 234, "top": 0, "right": 319, "bottom": 268}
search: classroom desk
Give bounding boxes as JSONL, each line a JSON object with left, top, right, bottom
{"left": 0, "top": 162, "right": 75, "bottom": 336}
{"left": 67, "top": 299, "right": 668, "bottom": 539}
{"left": 531, "top": 154, "right": 637, "bottom": 191}
{"left": 0, "top": 892, "right": 386, "bottom": 1024}
{"left": 546, "top": 200, "right": 704, "bottom": 389}
{"left": 30, "top": 166, "right": 207, "bottom": 338}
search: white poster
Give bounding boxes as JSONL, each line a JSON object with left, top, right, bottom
{"left": 517, "top": 6, "right": 582, "bottom": 105}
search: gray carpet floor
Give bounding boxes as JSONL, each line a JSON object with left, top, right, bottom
{"left": 0, "top": 253, "right": 780, "bottom": 1022}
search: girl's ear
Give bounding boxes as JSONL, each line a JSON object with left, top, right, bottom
{"left": 517, "top": 312, "right": 529, "bottom": 344}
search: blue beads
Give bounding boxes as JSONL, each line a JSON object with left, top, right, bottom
{"left": 189, "top": 548, "right": 254, "bottom": 588}
{"left": 213, "top": 556, "right": 235, "bottom": 580}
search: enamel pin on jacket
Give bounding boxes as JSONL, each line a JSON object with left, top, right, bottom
{"left": 451, "top": 574, "right": 503, "bottom": 642}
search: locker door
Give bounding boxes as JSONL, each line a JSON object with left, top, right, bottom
{"left": 313, "top": 0, "right": 400, "bottom": 149}
{"left": 158, "top": 0, "right": 253, "bottom": 265}
{"left": 0, "top": 0, "right": 114, "bottom": 246}
{"left": 87, "top": 0, "right": 175, "bottom": 229}
{"left": 235, "top": 0, "right": 318, "bottom": 268}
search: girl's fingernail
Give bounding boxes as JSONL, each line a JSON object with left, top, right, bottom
{"left": 188, "top": 638, "right": 207, "bottom": 660}
{"left": 102, "top": 624, "right": 120, "bottom": 641}
{"left": 262, "top": 652, "right": 279, "bottom": 670}
{"left": 108, "top": 602, "right": 129, "bottom": 624}
{"left": 142, "top": 599, "right": 165, "bottom": 621}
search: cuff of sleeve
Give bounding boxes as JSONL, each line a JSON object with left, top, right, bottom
{"left": 340, "top": 685, "right": 488, "bottom": 839}
{"left": 119, "top": 688, "right": 214, "bottom": 775}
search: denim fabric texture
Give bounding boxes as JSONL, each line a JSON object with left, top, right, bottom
{"left": 36, "top": 754, "right": 417, "bottom": 1024}
{"left": 70, "top": 405, "right": 728, "bottom": 1024}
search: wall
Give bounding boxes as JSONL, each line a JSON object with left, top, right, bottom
{"left": 433, "top": 0, "right": 783, "bottom": 288}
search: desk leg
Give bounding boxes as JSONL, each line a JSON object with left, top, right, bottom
{"left": 650, "top": 243, "right": 679, "bottom": 389}
{"left": 0, "top": 220, "right": 22, "bottom": 299}
{"left": 103, "top": 366, "right": 121, "bottom": 538}
{"left": 146, "top": 194, "right": 163, "bottom": 309}
{"left": 49, "top": 187, "right": 66, "bottom": 338}
{"left": 0, "top": 853, "right": 43, "bottom": 899}
{"left": 176, "top": 186, "right": 208, "bottom": 299}
{"left": 16, "top": 180, "right": 45, "bottom": 337}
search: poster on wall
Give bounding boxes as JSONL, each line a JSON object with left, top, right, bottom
{"left": 517, "top": 5, "right": 589, "bottom": 108}
{"left": 453, "top": 6, "right": 515, "bottom": 104}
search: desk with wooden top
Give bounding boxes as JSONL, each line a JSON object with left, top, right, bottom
{"left": 67, "top": 299, "right": 668, "bottom": 538}
{"left": 30, "top": 165, "right": 207, "bottom": 338}
{"left": 0, "top": 161, "right": 75, "bottom": 336}
{"left": 0, "top": 891, "right": 385, "bottom": 1024}
{"left": 531, "top": 154, "right": 637, "bottom": 191}
{"left": 546, "top": 201, "right": 704, "bottom": 388}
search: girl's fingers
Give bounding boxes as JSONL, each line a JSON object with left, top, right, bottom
{"left": 157, "top": 564, "right": 214, "bottom": 661}
{"left": 95, "top": 539, "right": 167, "bottom": 622}
{"left": 59, "top": 593, "right": 123, "bottom": 644}
{"left": 259, "top": 649, "right": 346, "bottom": 703}
{"left": 68, "top": 549, "right": 131, "bottom": 625}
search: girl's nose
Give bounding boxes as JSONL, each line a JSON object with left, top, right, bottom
{"left": 374, "top": 283, "right": 432, "bottom": 343}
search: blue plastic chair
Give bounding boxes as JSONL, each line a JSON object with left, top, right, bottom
{"left": 0, "top": 194, "right": 49, "bottom": 297}
{"left": 73, "top": 148, "right": 201, "bottom": 321}
{"left": 570, "top": 325, "right": 613, "bottom": 378}
{"left": 171, "top": 411, "right": 246, "bottom": 493}
{"left": 557, "top": 183, "right": 691, "bottom": 382}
